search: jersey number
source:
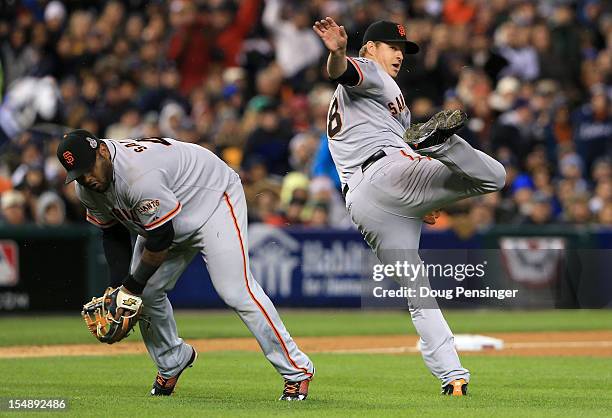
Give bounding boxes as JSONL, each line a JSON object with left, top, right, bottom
{"left": 121, "top": 137, "right": 172, "bottom": 152}
{"left": 327, "top": 97, "right": 343, "bottom": 138}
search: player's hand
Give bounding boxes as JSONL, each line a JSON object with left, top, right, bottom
{"left": 313, "top": 17, "right": 347, "bottom": 54}
{"left": 81, "top": 287, "right": 143, "bottom": 344}
{"left": 423, "top": 210, "right": 440, "bottom": 225}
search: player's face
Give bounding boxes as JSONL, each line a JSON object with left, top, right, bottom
{"left": 374, "top": 42, "right": 404, "bottom": 78}
{"left": 76, "top": 146, "right": 113, "bottom": 193}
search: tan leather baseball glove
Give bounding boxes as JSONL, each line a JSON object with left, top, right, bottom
{"left": 81, "top": 287, "right": 143, "bottom": 344}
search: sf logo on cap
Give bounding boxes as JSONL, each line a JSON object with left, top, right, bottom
{"left": 63, "top": 151, "right": 75, "bottom": 166}
{"left": 397, "top": 24, "right": 406, "bottom": 37}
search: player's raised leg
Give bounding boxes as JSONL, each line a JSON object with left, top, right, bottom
{"left": 411, "top": 134, "right": 506, "bottom": 214}
{"left": 200, "top": 178, "right": 315, "bottom": 400}
{"left": 357, "top": 137, "right": 505, "bottom": 219}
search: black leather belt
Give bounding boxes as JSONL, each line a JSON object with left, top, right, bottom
{"left": 342, "top": 149, "right": 387, "bottom": 199}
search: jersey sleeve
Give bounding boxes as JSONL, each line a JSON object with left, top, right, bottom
{"left": 128, "top": 170, "right": 182, "bottom": 231}
{"left": 344, "top": 57, "right": 383, "bottom": 92}
{"left": 76, "top": 185, "right": 117, "bottom": 229}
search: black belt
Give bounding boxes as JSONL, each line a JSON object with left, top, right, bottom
{"left": 342, "top": 150, "right": 387, "bottom": 199}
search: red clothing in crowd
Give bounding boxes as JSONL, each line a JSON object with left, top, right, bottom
{"left": 167, "top": 0, "right": 261, "bottom": 95}
{"left": 167, "top": 19, "right": 211, "bottom": 95}
{"left": 216, "top": 0, "right": 261, "bottom": 68}
{"left": 443, "top": 0, "right": 477, "bottom": 25}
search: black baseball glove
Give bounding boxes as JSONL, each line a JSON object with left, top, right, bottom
{"left": 404, "top": 109, "right": 467, "bottom": 149}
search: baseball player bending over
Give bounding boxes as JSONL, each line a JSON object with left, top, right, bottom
{"left": 314, "top": 18, "right": 506, "bottom": 396}
{"left": 57, "top": 130, "right": 314, "bottom": 400}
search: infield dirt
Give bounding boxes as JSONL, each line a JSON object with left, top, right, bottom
{"left": 1, "top": 330, "right": 611, "bottom": 358}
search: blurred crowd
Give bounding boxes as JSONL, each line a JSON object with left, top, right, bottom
{"left": 0, "top": 0, "right": 610, "bottom": 234}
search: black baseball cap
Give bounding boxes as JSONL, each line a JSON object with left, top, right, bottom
{"left": 362, "top": 20, "right": 420, "bottom": 54}
{"left": 57, "top": 129, "right": 101, "bottom": 184}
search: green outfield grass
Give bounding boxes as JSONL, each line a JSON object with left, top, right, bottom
{"left": 2, "top": 353, "right": 611, "bottom": 417}
{"left": 0, "top": 309, "right": 611, "bottom": 347}
{"left": 2, "top": 310, "right": 611, "bottom": 417}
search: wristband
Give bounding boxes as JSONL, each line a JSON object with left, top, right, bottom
{"left": 122, "top": 274, "right": 145, "bottom": 295}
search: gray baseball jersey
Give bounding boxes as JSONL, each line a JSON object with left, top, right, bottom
{"left": 77, "top": 137, "right": 314, "bottom": 383}
{"left": 77, "top": 138, "right": 233, "bottom": 242}
{"left": 327, "top": 57, "right": 416, "bottom": 184}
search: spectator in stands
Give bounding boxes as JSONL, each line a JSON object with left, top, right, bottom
{"left": 311, "top": 138, "right": 341, "bottom": 192}
{"left": 10, "top": 142, "right": 43, "bottom": 187}
{"left": 530, "top": 80, "right": 559, "bottom": 142}
{"left": 496, "top": 22, "right": 539, "bottom": 81}
{"left": 308, "top": 176, "right": 350, "bottom": 228}
{"left": 35, "top": 191, "right": 65, "bottom": 226}
{"left": 468, "top": 198, "right": 496, "bottom": 231}
{"left": 243, "top": 100, "right": 293, "bottom": 177}
{"left": 590, "top": 178, "right": 612, "bottom": 215}
{"left": 42, "top": 136, "right": 64, "bottom": 186}
{"left": 549, "top": 3, "right": 582, "bottom": 88}
{"left": 532, "top": 24, "right": 565, "bottom": 82}
{"left": 597, "top": 202, "right": 612, "bottom": 225}
{"left": 253, "top": 188, "right": 282, "bottom": 225}
{"left": 559, "top": 152, "right": 589, "bottom": 193}
{"left": 167, "top": 0, "right": 209, "bottom": 95}
{"left": 0, "top": 0, "right": 610, "bottom": 232}
{"left": 18, "top": 165, "right": 47, "bottom": 219}
{"left": 105, "top": 107, "right": 141, "bottom": 139}
{"left": 572, "top": 85, "right": 612, "bottom": 175}
{"left": 521, "top": 192, "right": 554, "bottom": 225}
{"left": 482, "top": 191, "right": 515, "bottom": 224}
{"left": 43, "top": 1, "right": 66, "bottom": 45}
{"left": 0, "top": 76, "right": 61, "bottom": 146}
{"left": 262, "top": 0, "right": 324, "bottom": 83}
{"left": 591, "top": 158, "right": 612, "bottom": 184}
{"left": 212, "top": 0, "right": 262, "bottom": 68}
{"left": 564, "top": 194, "right": 594, "bottom": 224}
{"left": 307, "top": 201, "right": 330, "bottom": 228}
{"left": 159, "top": 102, "right": 187, "bottom": 139}
{"left": 59, "top": 182, "right": 85, "bottom": 223}
{"left": 489, "top": 76, "right": 521, "bottom": 114}
{"left": 532, "top": 165, "right": 555, "bottom": 198}
{"left": 491, "top": 98, "right": 536, "bottom": 161}
{"left": 242, "top": 155, "right": 281, "bottom": 216}
{"left": 510, "top": 174, "right": 535, "bottom": 218}
{"left": 544, "top": 102, "right": 573, "bottom": 163}
{"left": 0, "top": 190, "right": 27, "bottom": 225}
{"left": 282, "top": 195, "right": 306, "bottom": 226}
{"left": 0, "top": 26, "right": 37, "bottom": 87}
{"left": 288, "top": 132, "right": 318, "bottom": 174}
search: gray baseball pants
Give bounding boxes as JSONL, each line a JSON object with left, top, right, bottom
{"left": 345, "top": 135, "right": 506, "bottom": 385}
{"left": 131, "top": 175, "right": 314, "bottom": 382}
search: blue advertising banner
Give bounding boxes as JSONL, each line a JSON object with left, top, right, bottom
{"left": 167, "top": 224, "right": 371, "bottom": 308}
{"left": 166, "top": 225, "right": 612, "bottom": 309}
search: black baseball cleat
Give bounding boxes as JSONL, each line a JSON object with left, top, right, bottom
{"left": 404, "top": 109, "right": 467, "bottom": 150}
{"left": 441, "top": 378, "right": 468, "bottom": 396}
{"left": 150, "top": 346, "right": 198, "bottom": 396}
{"left": 279, "top": 379, "right": 310, "bottom": 401}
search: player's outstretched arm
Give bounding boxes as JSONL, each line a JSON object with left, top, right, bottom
{"left": 313, "top": 17, "right": 348, "bottom": 79}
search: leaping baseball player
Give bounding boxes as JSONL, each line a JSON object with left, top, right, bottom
{"left": 57, "top": 130, "right": 314, "bottom": 400}
{"left": 313, "top": 18, "right": 506, "bottom": 396}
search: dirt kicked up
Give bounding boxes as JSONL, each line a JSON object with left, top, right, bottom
{"left": 1, "top": 331, "right": 612, "bottom": 359}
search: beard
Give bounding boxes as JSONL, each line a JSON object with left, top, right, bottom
{"left": 87, "top": 161, "right": 113, "bottom": 193}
